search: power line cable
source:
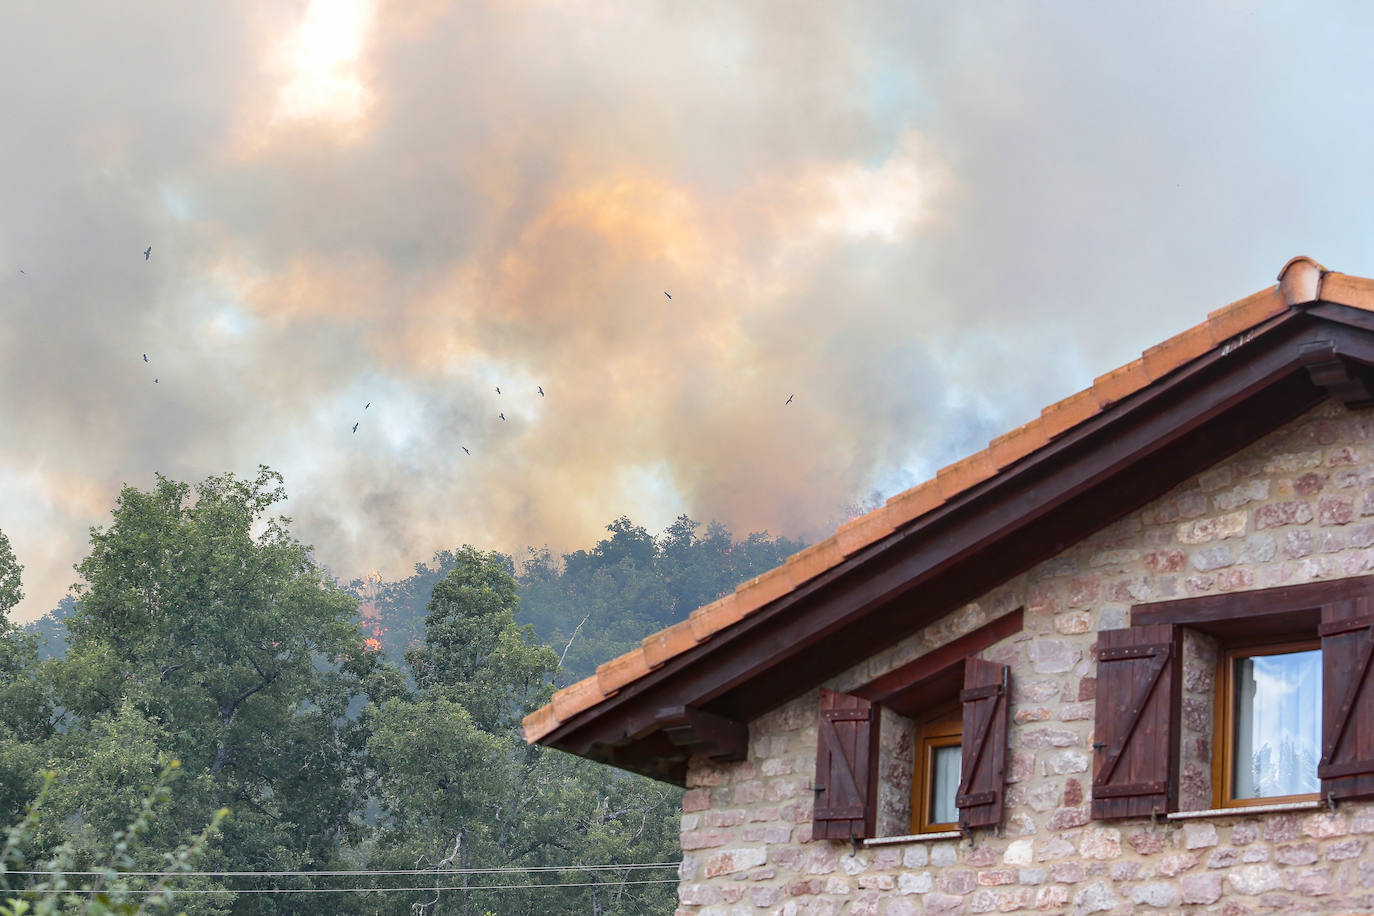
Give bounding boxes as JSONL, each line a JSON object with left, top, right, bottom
{"left": 7, "top": 862, "right": 680, "bottom": 879}
{"left": 11, "top": 879, "right": 679, "bottom": 895}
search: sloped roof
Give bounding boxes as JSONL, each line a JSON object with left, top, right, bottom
{"left": 525, "top": 257, "right": 1374, "bottom": 784}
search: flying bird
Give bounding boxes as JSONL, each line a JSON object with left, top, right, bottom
{"left": 143, "top": 354, "right": 148, "bottom": 363}
{"left": 499, "top": 412, "right": 506, "bottom": 421}
{"left": 785, "top": 394, "right": 794, "bottom": 405}
{"left": 352, "top": 422, "right": 359, "bottom": 433}
{"left": 495, "top": 386, "right": 501, "bottom": 394}
{"left": 664, "top": 291, "right": 671, "bottom": 300}
{"left": 462, "top": 446, "right": 470, "bottom": 456}
{"left": 154, "top": 378, "right": 159, "bottom": 384}
{"left": 17, "top": 269, "right": 24, "bottom": 275}
{"left": 538, "top": 386, "right": 544, "bottom": 397}
{"left": 144, "top": 247, "right": 151, "bottom": 261}
{"left": 364, "top": 402, "right": 370, "bottom": 410}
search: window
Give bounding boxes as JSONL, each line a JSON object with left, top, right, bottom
{"left": 1217, "top": 641, "right": 1322, "bottom": 807}
{"left": 912, "top": 705, "right": 961, "bottom": 833}
{"left": 1092, "top": 577, "right": 1374, "bottom": 820}
{"left": 809, "top": 609, "right": 1021, "bottom": 841}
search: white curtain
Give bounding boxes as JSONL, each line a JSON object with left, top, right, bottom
{"left": 1233, "top": 649, "right": 1321, "bottom": 799}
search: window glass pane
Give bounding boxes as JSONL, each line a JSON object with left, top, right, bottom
{"left": 930, "top": 744, "right": 962, "bottom": 825}
{"left": 1233, "top": 649, "right": 1321, "bottom": 799}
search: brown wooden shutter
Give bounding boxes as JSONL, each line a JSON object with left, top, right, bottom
{"left": 1319, "top": 596, "right": 1374, "bottom": 801}
{"left": 957, "top": 658, "right": 1008, "bottom": 830}
{"left": 812, "top": 689, "right": 878, "bottom": 840}
{"left": 1091, "top": 624, "right": 1180, "bottom": 819}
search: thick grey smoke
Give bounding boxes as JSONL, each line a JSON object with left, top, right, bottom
{"left": 5, "top": 2, "right": 1374, "bottom": 621}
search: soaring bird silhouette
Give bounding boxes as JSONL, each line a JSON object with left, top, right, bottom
{"left": 143, "top": 354, "right": 148, "bottom": 363}
{"left": 495, "top": 386, "right": 501, "bottom": 394}
{"left": 462, "top": 446, "right": 470, "bottom": 455}
{"left": 785, "top": 394, "right": 794, "bottom": 405}
{"left": 499, "top": 412, "right": 506, "bottom": 421}
{"left": 143, "top": 247, "right": 151, "bottom": 261}
{"left": 664, "top": 291, "right": 672, "bottom": 300}
{"left": 352, "top": 422, "right": 359, "bottom": 433}
{"left": 154, "top": 378, "right": 159, "bottom": 384}
{"left": 538, "top": 386, "right": 545, "bottom": 397}
{"left": 17, "top": 269, "right": 24, "bottom": 275}
{"left": 364, "top": 402, "right": 370, "bottom": 410}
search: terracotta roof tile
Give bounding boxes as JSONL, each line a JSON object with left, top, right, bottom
{"left": 688, "top": 595, "right": 737, "bottom": 642}
{"left": 642, "top": 618, "right": 697, "bottom": 669}
{"left": 1142, "top": 319, "right": 1214, "bottom": 381}
{"left": 1092, "top": 358, "right": 1151, "bottom": 409}
{"left": 784, "top": 537, "right": 847, "bottom": 589}
{"left": 935, "top": 450, "right": 997, "bottom": 501}
{"left": 551, "top": 675, "right": 609, "bottom": 722}
{"left": 834, "top": 506, "right": 896, "bottom": 557}
{"left": 1279, "top": 256, "right": 1327, "bottom": 305}
{"left": 1040, "top": 387, "right": 1099, "bottom": 440}
{"left": 522, "top": 702, "right": 560, "bottom": 743}
{"left": 1321, "top": 272, "right": 1374, "bottom": 311}
{"left": 597, "top": 647, "right": 653, "bottom": 695}
{"left": 1206, "top": 286, "right": 1285, "bottom": 344}
{"left": 525, "top": 258, "right": 1369, "bottom": 746}
{"left": 884, "top": 478, "right": 943, "bottom": 527}
{"left": 732, "top": 565, "right": 795, "bottom": 618}
{"left": 987, "top": 416, "right": 1050, "bottom": 471}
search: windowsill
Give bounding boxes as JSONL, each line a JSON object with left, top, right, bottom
{"left": 863, "top": 830, "right": 962, "bottom": 847}
{"left": 1167, "top": 800, "right": 1323, "bottom": 820}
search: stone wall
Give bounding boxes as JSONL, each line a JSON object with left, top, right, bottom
{"left": 676, "top": 401, "right": 1374, "bottom": 915}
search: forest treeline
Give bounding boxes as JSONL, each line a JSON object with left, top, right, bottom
{"left": 0, "top": 467, "right": 802, "bottom": 915}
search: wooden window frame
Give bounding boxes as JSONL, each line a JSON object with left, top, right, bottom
{"left": 1213, "top": 638, "right": 1322, "bottom": 809}
{"left": 911, "top": 705, "right": 962, "bottom": 834}
{"left": 1127, "top": 576, "right": 1374, "bottom": 815}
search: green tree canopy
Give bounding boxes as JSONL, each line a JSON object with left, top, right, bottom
{"left": 365, "top": 548, "right": 678, "bottom": 916}
{"left": 41, "top": 468, "right": 385, "bottom": 913}
{"left": 0, "top": 528, "right": 21, "bottom": 617}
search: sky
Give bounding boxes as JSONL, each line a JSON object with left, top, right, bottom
{"left": 6, "top": 2, "right": 1374, "bottom": 623}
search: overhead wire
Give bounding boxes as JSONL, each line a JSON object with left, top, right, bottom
{"left": 10, "top": 878, "right": 680, "bottom": 895}
{"left": 7, "top": 861, "right": 681, "bottom": 878}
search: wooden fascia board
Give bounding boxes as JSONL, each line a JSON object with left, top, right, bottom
{"left": 542, "top": 307, "right": 1374, "bottom": 765}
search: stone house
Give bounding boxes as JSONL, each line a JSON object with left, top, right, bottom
{"left": 524, "top": 257, "right": 1374, "bottom": 915}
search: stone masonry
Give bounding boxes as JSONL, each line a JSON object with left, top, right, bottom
{"left": 677, "top": 400, "right": 1374, "bottom": 915}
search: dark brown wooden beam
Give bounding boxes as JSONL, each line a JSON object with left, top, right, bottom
{"left": 1131, "top": 575, "right": 1374, "bottom": 641}
{"left": 1299, "top": 339, "right": 1374, "bottom": 408}
{"left": 853, "top": 608, "right": 1023, "bottom": 708}
{"left": 658, "top": 706, "right": 748, "bottom": 762}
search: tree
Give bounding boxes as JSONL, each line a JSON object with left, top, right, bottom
{"left": 519, "top": 515, "right": 803, "bottom": 683}
{"left": 0, "top": 529, "right": 21, "bottom": 617}
{"left": 2, "top": 762, "right": 228, "bottom": 915}
{"left": 0, "top": 530, "right": 49, "bottom": 829}
{"left": 364, "top": 548, "right": 679, "bottom": 915}
{"left": 44, "top": 468, "right": 384, "bottom": 914}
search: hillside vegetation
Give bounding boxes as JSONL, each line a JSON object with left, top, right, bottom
{"left": 1, "top": 468, "right": 801, "bottom": 915}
